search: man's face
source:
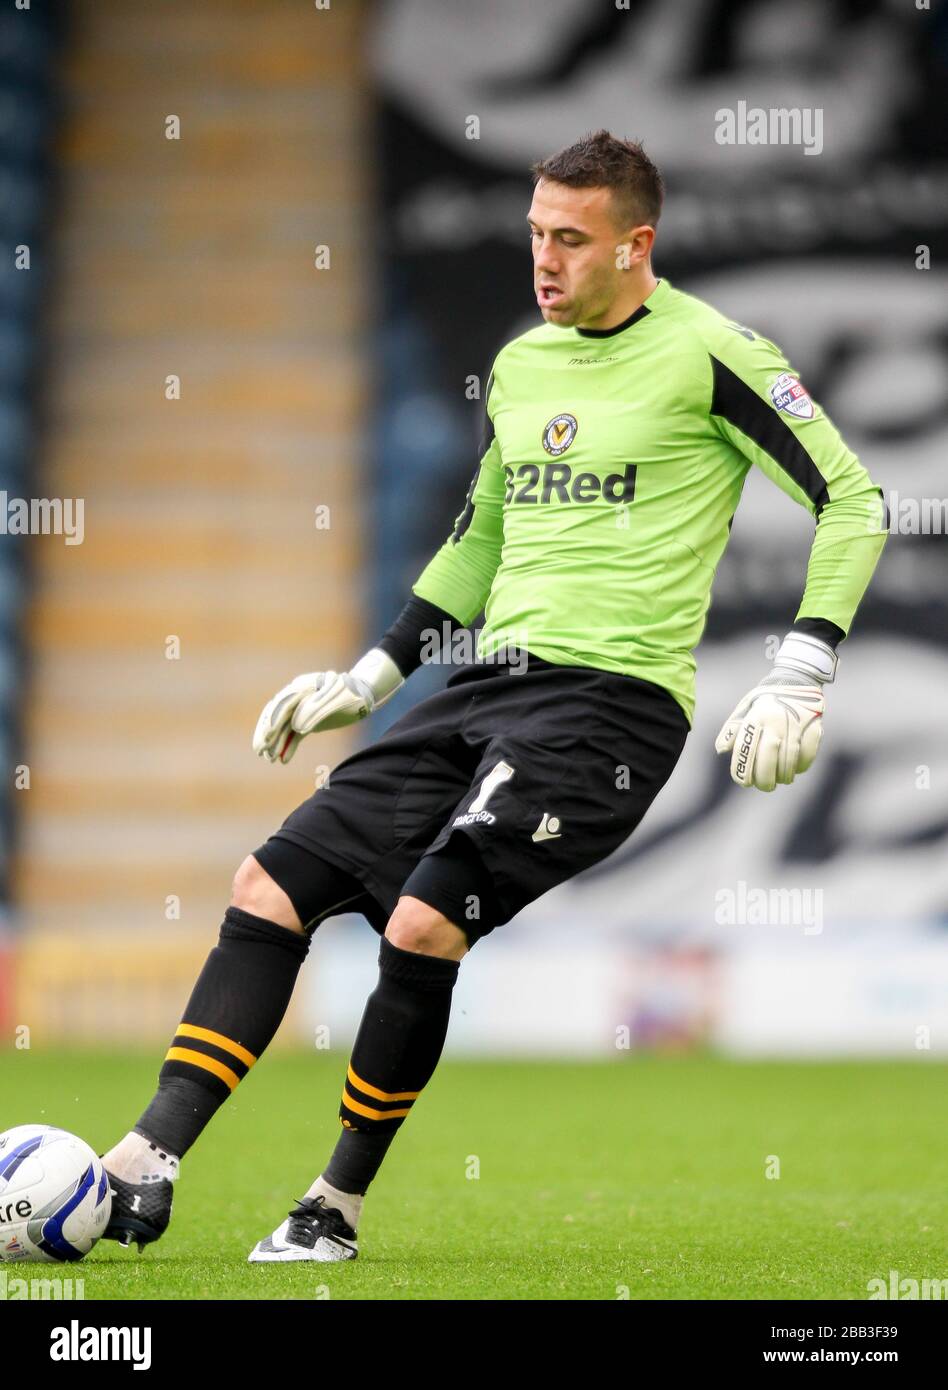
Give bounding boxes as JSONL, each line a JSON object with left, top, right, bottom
{"left": 528, "top": 179, "right": 644, "bottom": 329}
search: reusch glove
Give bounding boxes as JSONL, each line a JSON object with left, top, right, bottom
{"left": 253, "top": 648, "right": 404, "bottom": 766}
{"left": 714, "top": 631, "right": 837, "bottom": 792}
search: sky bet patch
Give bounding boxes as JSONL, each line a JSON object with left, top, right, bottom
{"left": 769, "top": 371, "right": 815, "bottom": 420}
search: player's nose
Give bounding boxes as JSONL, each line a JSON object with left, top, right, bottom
{"left": 534, "top": 242, "right": 561, "bottom": 275}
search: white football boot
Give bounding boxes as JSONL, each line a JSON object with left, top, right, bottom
{"left": 248, "top": 1194, "right": 358, "bottom": 1263}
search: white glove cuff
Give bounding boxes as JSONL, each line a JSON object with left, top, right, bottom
{"left": 772, "top": 631, "right": 838, "bottom": 685}
{"left": 349, "top": 647, "right": 405, "bottom": 709}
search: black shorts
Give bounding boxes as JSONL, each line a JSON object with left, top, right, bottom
{"left": 254, "top": 654, "right": 689, "bottom": 944}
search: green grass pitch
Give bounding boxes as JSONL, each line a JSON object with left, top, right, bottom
{"left": 2, "top": 1050, "right": 945, "bottom": 1300}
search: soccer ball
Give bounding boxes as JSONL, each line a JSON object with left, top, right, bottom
{"left": 0, "top": 1125, "right": 111, "bottom": 1263}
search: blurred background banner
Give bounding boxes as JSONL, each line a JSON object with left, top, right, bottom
{"left": 2, "top": 0, "right": 376, "bottom": 1044}
{"left": 2, "top": 0, "right": 946, "bottom": 1055}
{"left": 0, "top": 3, "right": 61, "bottom": 921}
{"left": 362, "top": 0, "right": 948, "bottom": 1054}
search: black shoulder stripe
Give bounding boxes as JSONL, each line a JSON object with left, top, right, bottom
{"left": 451, "top": 371, "right": 495, "bottom": 544}
{"left": 450, "top": 465, "right": 480, "bottom": 544}
{"left": 480, "top": 371, "right": 495, "bottom": 457}
{"left": 709, "top": 355, "right": 829, "bottom": 517}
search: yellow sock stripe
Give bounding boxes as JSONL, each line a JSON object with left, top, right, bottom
{"left": 176, "top": 1022, "right": 256, "bottom": 1069}
{"left": 346, "top": 1063, "right": 420, "bottom": 1103}
{"left": 165, "top": 1046, "right": 241, "bottom": 1092}
{"left": 341, "top": 1089, "right": 413, "bottom": 1122}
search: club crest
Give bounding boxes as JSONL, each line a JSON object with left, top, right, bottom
{"left": 542, "top": 413, "right": 578, "bottom": 455}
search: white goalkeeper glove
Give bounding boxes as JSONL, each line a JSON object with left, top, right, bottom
{"left": 714, "top": 632, "right": 837, "bottom": 792}
{"left": 253, "top": 648, "right": 404, "bottom": 765}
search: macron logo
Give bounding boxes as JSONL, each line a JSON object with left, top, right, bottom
{"left": 532, "top": 814, "right": 562, "bottom": 842}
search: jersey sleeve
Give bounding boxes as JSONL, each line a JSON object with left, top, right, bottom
{"left": 410, "top": 369, "right": 506, "bottom": 625}
{"left": 706, "top": 328, "right": 887, "bottom": 636}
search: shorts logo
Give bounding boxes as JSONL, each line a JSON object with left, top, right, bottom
{"left": 542, "top": 413, "right": 578, "bottom": 456}
{"left": 769, "top": 372, "right": 814, "bottom": 420}
{"left": 531, "top": 813, "right": 562, "bottom": 842}
{"left": 454, "top": 760, "right": 515, "bottom": 829}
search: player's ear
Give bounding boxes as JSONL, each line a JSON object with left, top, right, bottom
{"left": 614, "top": 224, "right": 654, "bottom": 270}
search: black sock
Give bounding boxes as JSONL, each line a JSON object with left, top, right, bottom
{"left": 136, "top": 906, "right": 311, "bottom": 1157}
{"left": 323, "top": 936, "right": 460, "bottom": 1195}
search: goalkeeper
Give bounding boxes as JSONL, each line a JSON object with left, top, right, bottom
{"left": 100, "top": 129, "right": 887, "bottom": 1261}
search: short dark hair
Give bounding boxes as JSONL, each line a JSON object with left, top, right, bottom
{"left": 530, "top": 129, "right": 664, "bottom": 229}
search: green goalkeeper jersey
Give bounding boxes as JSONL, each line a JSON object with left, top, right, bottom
{"left": 411, "top": 276, "right": 887, "bottom": 723}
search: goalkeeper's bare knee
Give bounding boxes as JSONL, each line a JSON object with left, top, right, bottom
{"left": 230, "top": 855, "right": 304, "bottom": 933}
{"left": 386, "top": 897, "right": 468, "bottom": 960}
